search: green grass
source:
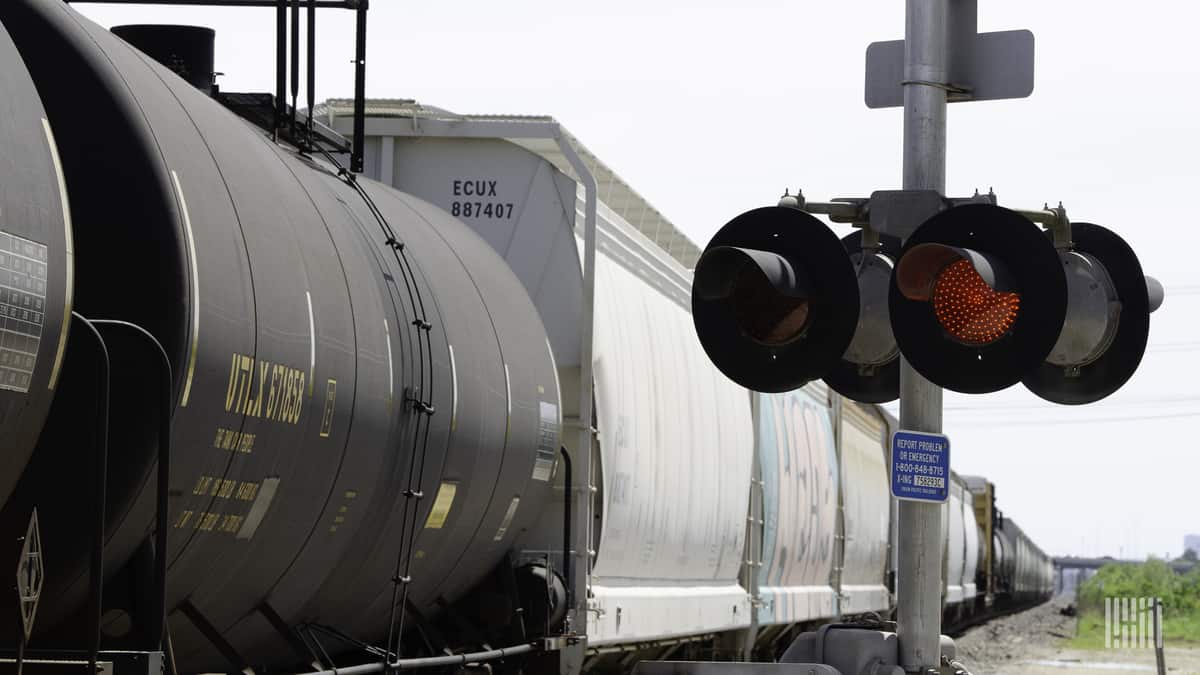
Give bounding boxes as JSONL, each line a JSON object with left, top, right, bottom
{"left": 1070, "top": 610, "right": 1200, "bottom": 650}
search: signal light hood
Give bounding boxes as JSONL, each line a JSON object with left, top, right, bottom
{"left": 694, "top": 245, "right": 810, "bottom": 301}
{"left": 896, "top": 243, "right": 1013, "bottom": 301}
{"left": 694, "top": 245, "right": 813, "bottom": 347}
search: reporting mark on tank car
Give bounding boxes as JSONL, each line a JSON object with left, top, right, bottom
{"left": 224, "top": 353, "right": 307, "bottom": 424}
{"left": 0, "top": 231, "right": 48, "bottom": 393}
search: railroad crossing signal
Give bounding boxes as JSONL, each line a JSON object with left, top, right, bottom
{"left": 690, "top": 1, "right": 1168, "bottom": 674}
{"left": 692, "top": 197, "right": 1163, "bottom": 405}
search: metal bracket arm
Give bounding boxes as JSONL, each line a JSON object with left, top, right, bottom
{"left": 1012, "top": 203, "right": 1072, "bottom": 249}
{"left": 780, "top": 189, "right": 1072, "bottom": 250}
{"left": 779, "top": 189, "right": 868, "bottom": 224}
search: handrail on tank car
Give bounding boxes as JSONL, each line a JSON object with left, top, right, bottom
{"left": 65, "top": 317, "right": 174, "bottom": 670}
{"left": 69, "top": 313, "right": 108, "bottom": 675}
{"left": 89, "top": 320, "right": 173, "bottom": 653}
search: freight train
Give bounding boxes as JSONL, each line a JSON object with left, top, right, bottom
{"left": 0, "top": 1, "right": 1052, "bottom": 673}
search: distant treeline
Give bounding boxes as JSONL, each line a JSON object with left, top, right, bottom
{"left": 1078, "top": 559, "right": 1200, "bottom": 617}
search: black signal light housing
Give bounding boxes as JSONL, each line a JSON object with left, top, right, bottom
{"left": 889, "top": 204, "right": 1068, "bottom": 394}
{"left": 1023, "top": 223, "right": 1161, "bottom": 405}
{"left": 823, "top": 230, "right": 904, "bottom": 403}
{"left": 692, "top": 206, "right": 860, "bottom": 393}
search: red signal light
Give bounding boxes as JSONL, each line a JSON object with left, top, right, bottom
{"left": 931, "top": 259, "right": 1021, "bottom": 345}
{"left": 890, "top": 205, "right": 1067, "bottom": 394}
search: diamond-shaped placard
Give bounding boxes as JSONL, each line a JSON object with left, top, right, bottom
{"left": 16, "top": 508, "right": 43, "bottom": 642}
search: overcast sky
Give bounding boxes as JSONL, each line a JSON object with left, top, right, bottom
{"left": 76, "top": 0, "right": 1199, "bottom": 560}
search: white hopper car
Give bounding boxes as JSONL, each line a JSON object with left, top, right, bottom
{"left": 323, "top": 101, "right": 1054, "bottom": 667}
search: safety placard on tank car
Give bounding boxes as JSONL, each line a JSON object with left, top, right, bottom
{"left": 0, "top": 231, "right": 49, "bottom": 393}
{"left": 891, "top": 430, "right": 950, "bottom": 503}
{"left": 424, "top": 481, "right": 458, "bottom": 529}
{"left": 532, "top": 401, "right": 559, "bottom": 481}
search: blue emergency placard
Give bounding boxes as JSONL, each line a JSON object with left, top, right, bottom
{"left": 890, "top": 430, "right": 950, "bottom": 502}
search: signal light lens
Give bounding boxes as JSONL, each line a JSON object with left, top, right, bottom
{"left": 731, "top": 265, "right": 811, "bottom": 346}
{"left": 932, "top": 259, "right": 1021, "bottom": 345}
{"left": 888, "top": 204, "right": 1068, "bottom": 395}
